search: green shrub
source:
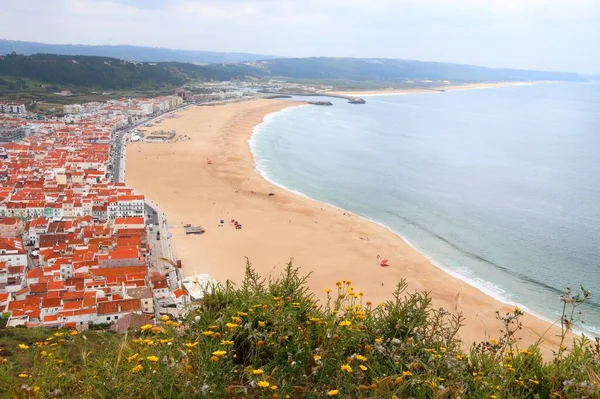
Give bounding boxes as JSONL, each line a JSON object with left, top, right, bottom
{"left": 0, "top": 261, "right": 598, "bottom": 398}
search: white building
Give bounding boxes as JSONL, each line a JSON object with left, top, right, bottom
{"left": 0, "top": 238, "right": 27, "bottom": 267}
{"left": 64, "top": 104, "right": 83, "bottom": 114}
{"left": 107, "top": 195, "right": 145, "bottom": 220}
{"left": 0, "top": 103, "right": 26, "bottom": 114}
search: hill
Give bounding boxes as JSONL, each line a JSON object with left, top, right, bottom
{"left": 0, "top": 39, "right": 277, "bottom": 64}
{"left": 0, "top": 53, "right": 587, "bottom": 94}
{"left": 213, "top": 57, "right": 587, "bottom": 83}
{"left": 0, "top": 52, "right": 237, "bottom": 91}
{"left": 0, "top": 263, "right": 597, "bottom": 398}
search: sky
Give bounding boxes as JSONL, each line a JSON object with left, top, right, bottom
{"left": 1, "top": 0, "right": 598, "bottom": 73}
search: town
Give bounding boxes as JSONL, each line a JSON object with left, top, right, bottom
{"left": 0, "top": 90, "right": 219, "bottom": 331}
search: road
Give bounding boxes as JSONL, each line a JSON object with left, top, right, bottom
{"left": 107, "top": 103, "right": 191, "bottom": 290}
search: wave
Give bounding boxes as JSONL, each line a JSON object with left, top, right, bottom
{"left": 249, "top": 104, "right": 600, "bottom": 338}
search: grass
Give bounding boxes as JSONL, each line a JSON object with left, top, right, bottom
{"left": 0, "top": 261, "right": 598, "bottom": 398}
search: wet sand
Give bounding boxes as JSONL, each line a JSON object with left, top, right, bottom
{"left": 126, "top": 99, "right": 569, "bottom": 355}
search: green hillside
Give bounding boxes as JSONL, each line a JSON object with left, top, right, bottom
{"left": 0, "top": 39, "right": 278, "bottom": 64}
{"left": 0, "top": 263, "right": 598, "bottom": 398}
{"left": 0, "top": 52, "right": 237, "bottom": 91}
{"left": 0, "top": 53, "right": 587, "bottom": 94}
{"left": 222, "top": 57, "right": 587, "bottom": 83}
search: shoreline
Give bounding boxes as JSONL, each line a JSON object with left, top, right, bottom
{"left": 125, "top": 98, "right": 574, "bottom": 356}
{"left": 326, "top": 80, "right": 556, "bottom": 96}
{"left": 249, "top": 104, "right": 583, "bottom": 338}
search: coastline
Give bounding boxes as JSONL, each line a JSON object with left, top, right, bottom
{"left": 125, "top": 99, "right": 572, "bottom": 356}
{"left": 326, "top": 81, "right": 554, "bottom": 96}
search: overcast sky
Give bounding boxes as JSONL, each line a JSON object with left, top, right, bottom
{"left": 1, "top": 0, "right": 598, "bottom": 73}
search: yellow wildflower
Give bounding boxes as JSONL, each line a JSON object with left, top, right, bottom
{"left": 144, "top": 339, "right": 154, "bottom": 346}
{"left": 140, "top": 324, "right": 153, "bottom": 331}
{"left": 18, "top": 372, "right": 29, "bottom": 378}
{"left": 151, "top": 326, "right": 163, "bottom": 334}
{"left": 132, "top": 364, "right": 143, "bottom": 373}
{"left": 210, "top": 355, "right": 219, "bottom": 362}
{"left": 375, "top": 338, "right": 383, "bottom": 343}
{"left": 273, "top": 296, "right": 283, "bottom": 301}
{"left": 237, "top": 311, "right": 248, "bottom": 316}
{"left": 328, "top": 389, "right": 339, "bottom": 396}
{"left": 208, "top": 325, "right": 218, "bottom": 330}
{"left": 40, "top": 350, "right": 48, "bottom": 357}
{"left": 529, "top": 377, "right": 539, "bottom": 385}
{"left": 271, "top": 385, "right": 278, "bottom": 390}
{"left": 313, "top": 355, "right": 322, "bottom": 361}
{"left": 146, "top": 356, "right": 159, "bottom": 363}
{"left": 127, "top": 353, "right": 139, "bottom": 362}
{"left": 456, "top": 354, "right": 464, "bottom": 360}
{"left": 221, "top": 340, "right": 234, "bottom": 346}
{"left": 231, "top": 316, "right": 243, "bottom": 324}
{"left": 202, "top": 331, "right": 214, "bottom": 336}
{"left": 225, "top": 323, "right": 240, "bottom": 330}
{"left": 258, "top": 321, "right": 266, "bottom": 328}
{"left": 355, "top": 355, "right": 367, "bottom": 362}
{"left": 54, "top": 332, "right": 64, "bottom": 337}
{"left": 252, "top": 369, "right": 264, "bottom": 375}
{"left": 359, "top": 365, "right": 368, "bottom": 371}
{"left": 18, "top": 344, "right": 30, "bottom": 350}
{"left": 340, "top": 364, "right": 353, "bottom": 373}
{"left": 489, "top": 339, "right": 499, "bottom": 345}
{"left": 212, "top": 350, "right": 227, "bottom": 357}
{"left": 325, "top": 288, "right": 332, "bottom": 294}
{"left": 160, "top": 315, "right": 170, "bottom": 321}
{"left": 402, "top": 371, "right": 413, "bottom": 377}
{"left": 338, "top": 320, "right": 352, "bottom": 327}
{"left": 70, "top": 330, "right": 78, "bottom": 336}
{"left": 258, "top": 381, "right": 270, "bottom": 388}
{"left": 185, "top": 342, "right": 199, "bottom": 348}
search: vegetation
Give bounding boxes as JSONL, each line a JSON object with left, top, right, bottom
{"left": 0, "top": 52, "right": 587, "bottom": 97}
{"left": 0, "top": 39, "right": 277, "bottom": 65}
{"left": 0, "top": 262, "right": 598, "bottom": 398}
{"left": 0, "top": 52, "right": 242, "bottom": 91}
{"left": 219, "top": 58, "right": 587, "bottom": 83}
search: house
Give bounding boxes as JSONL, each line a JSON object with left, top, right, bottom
{"left": 125, "top": 286, "right": 154, "bottom": 314}
{"left": 97, "top": 298, "right": 141, "bottom": 323}
{"left": 112, "top": 217, "right": 145, "bottom": 231}
{"left": 107, "top": 195, "right": 145, "bottom": 220}
{"left": 0, "top": 237, "right": 27, "bottom": 267}
{"left": 0, "top": 217, "right": 24, "bottom": 238}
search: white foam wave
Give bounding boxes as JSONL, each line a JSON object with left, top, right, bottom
{"left": 249, "top": 105, "right": 599, "bottom": 339}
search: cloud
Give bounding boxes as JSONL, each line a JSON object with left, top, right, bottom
{"left": 0, "top": 0, "right": 597, "bottom": 72}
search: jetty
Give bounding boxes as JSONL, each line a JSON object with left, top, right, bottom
{"left": 256, "top": 90, "right": 366, "bottom": 105}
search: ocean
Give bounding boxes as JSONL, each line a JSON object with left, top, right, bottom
{"left": 250, "top": 83, "right": 600, "bottom": 335}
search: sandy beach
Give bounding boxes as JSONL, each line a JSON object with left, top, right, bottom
{"left": 327, "top": 81, "right": 549, "bottom": 96}
{"left": 125, "top": 98, "right": 570, "bottom": 354}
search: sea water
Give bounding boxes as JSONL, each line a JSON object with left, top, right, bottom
{"left": 250, "top": 83, "right": 600, "bottom": 335}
